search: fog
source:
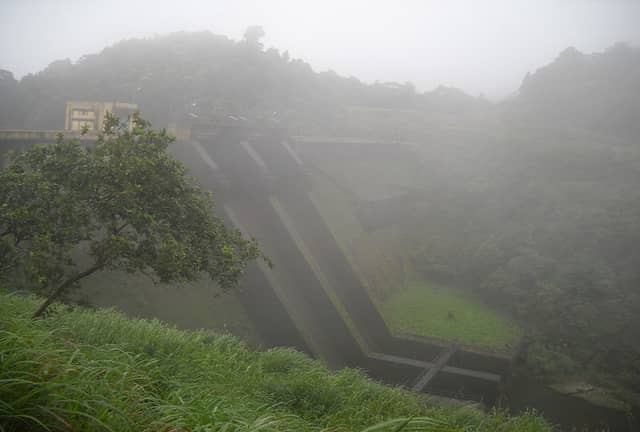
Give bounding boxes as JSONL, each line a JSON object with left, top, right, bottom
{"left": 2, "top": 1, "right": 640, "bottom": 431}
{"left": 2, "top": 0, "right": 640, "bottom": 99}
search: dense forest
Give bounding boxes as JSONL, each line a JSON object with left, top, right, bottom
{"left": 0, "top": 31, "right": 488, "bottom": 133}
{"left": 1, "top": 31, "right": 639, "bottom": 407}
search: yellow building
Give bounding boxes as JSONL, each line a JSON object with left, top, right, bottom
{"left": 65, "top": 101, "right": 138, "bottom": 132}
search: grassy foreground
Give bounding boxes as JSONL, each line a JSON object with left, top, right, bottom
{"left": 0, "top": 290, "right": 550, "bottom": 431}
{"left": 379, "top": 281, "right": 521, "bottom": 351}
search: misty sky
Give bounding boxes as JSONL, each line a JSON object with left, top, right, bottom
{"left": 1, "top": 0, "right": 639, "bottom": 100}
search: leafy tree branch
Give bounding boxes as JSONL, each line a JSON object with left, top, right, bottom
{"left": 0, "top": 112, "right": 263, "bottom": 318}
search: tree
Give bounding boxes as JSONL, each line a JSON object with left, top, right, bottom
{"left": 243, "top": 25, "right": 265, "bottom": 49}
{"left": 0, "top": 113, "right": 262, "bottom": 318}
{"left": 0, "top": 70, "right": 23, "bottom": 128}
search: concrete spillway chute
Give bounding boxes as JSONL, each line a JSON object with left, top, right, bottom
{"left": 0, "top": 125, "right": 512, "bottom": 404}
{"left": 175, "top": 123, "right": 511, "bottom": 404}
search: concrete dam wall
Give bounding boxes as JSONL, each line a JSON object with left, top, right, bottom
{"left": 0, "top": 126, "right": 511, "bottom": 404}
{"left": 174, "top": 124, "right": 510, "bottom": 404}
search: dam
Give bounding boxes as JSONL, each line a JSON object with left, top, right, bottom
{"left": 0, "top": 123, "right": 511, "bottom": 405}
{"left": 169, "top": 121, "right": 511, "bottom": 404}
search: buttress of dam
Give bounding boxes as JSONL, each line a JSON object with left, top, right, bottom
{"left": 172, "top": 123, "right": 512, "bottom": 405}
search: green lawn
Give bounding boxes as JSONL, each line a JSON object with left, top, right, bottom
{"left": 379, "top": 281, "right": 521, "bottom": 351}
{"left": 0, "top": 289, "right": 550, "bottom": 432}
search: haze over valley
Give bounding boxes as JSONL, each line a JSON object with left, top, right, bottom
{"left": 1, "top": 2, "right": 640, "bottom": 431}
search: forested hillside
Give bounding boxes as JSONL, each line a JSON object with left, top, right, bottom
{"left": 511, "top": 43, "right": 640, "bottom": 141}
{"left": 0, "top": 31, "right": 487, "bottom": 135}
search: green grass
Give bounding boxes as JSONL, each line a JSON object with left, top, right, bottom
{"left": 379, "top": 281, "right": 521, "bottom": 351}
{"left": 0, "top": 290, "right": 550, "bottom": 431}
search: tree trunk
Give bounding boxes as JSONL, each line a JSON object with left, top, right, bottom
{"left": 32, "top": 263, "right": 103, "bottom": 319}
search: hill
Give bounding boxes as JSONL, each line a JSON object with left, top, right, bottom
{"left": 0, "top": 31, "right": 486, "bottom": 136}
{"left": 0, "top": 290, "right": 550, "bottom": 431}
{"left": 508, "top": 43, "right": 640, "bottom": 141}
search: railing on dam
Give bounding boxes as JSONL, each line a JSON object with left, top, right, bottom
{"left": 0, "top": 129, "right": 98, "bottom": 142}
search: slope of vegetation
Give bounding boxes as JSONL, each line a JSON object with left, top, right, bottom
{"left": 513, "top": 43, "right": 640, "bottom": 141}
{"left": 0, "top": 290, "right": 552, "bottom": 432}
{"left": 302, "top": 142, "right": 520, "bottom": 351}
{"left": 297, "top": 60, "right": 640, "bottom": 398}
{"left": 378, "top": 281, "right": 521, "bottom": 351}
{"left": 80, "top": 267, "right": 260, "bottom": 344}
{"left": 0, "top": 31, "right": 488, "bottom": 137}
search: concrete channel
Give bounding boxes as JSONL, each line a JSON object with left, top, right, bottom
{"left": 0, "top": 125, "right": 512, "bottom": 405}
{"left": 179, "top": 123, "right": 512, "bottom": 405}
